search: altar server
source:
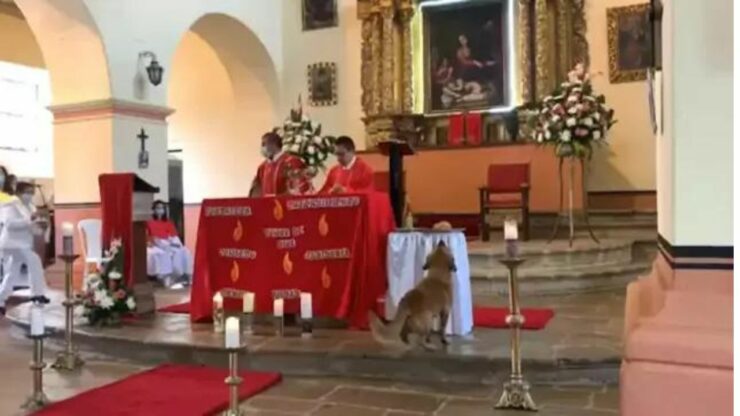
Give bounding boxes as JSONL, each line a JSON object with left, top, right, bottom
{"left": 0, "top": 182, "right": 49, "bottom": 315}
{"left": 146, "top": 200, "right": 192, "bottom": 286}
{"left": 319, "top": 136, "right": 375, "bottom": 194}
{"left": 249, "top": 131, "right": 309, "bottom": 197}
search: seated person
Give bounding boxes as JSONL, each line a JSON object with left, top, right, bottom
{"left": 146, "top": 200, "right": 192, "bottom": 287}
{"left": 319, "top": 136, "right": 375, "bottom": 194}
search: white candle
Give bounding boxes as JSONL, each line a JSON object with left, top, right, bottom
{"left": 243, "top": 292, "right": 255, "bottom": 313}
{"left": 224, "top": 317, "right": 240, "bottom": 349}
{"left": 213, "top": 292, "right": 223, "bottom": 309}
{"left": 504, "top": 219, "right": 518, "bottom": 241}
{"left": 273, "top": 299, "right": 284, "bottom": 317}
{"left": 30, "top": 305, "right": 44, "bottom": 336}
{"left": 300, "top": 293, "right": 313, "bottom": 319}
{"left": 61, "top": 222, "right": 74, "bottom": 237}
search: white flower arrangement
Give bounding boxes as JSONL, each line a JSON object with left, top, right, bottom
{"left": 81, "top": 237, "right": 136, "bottom": 326}
{"left": 529, "top": 63, "right": 616, "bottom": 159}
{"left": 278, "top": 97, "right": 335, "bottom": 172}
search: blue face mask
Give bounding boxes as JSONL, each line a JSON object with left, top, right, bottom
{"left": 20, "top": 193, "right": 33, "bottom": 204}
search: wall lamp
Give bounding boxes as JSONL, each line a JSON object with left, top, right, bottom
{"left": 139, "top": 51, "right": 164, "bottom": 86}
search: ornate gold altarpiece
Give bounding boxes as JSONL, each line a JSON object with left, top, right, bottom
{"left": 357, "top": 0, "right": 588, "bottom": 149}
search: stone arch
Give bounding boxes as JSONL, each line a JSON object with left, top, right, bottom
{"left": 14, "top": 0, "right": 111, "bottom": 105}
{"left": 168, "top": 12, "right": 280, "bottom": 203}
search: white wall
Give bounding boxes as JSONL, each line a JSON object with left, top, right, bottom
{"left": 661, "top": 0, "right": 733, "bottom": 246}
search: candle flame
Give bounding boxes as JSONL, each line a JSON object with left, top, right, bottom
{"left": 321, "top": 266, "right": 331, "bottom": 289}
{"left": 273, "top": 199, "right": 284, "bottom": 221}
{"left": 230, "top": 261, "right": 240, "bottom": 283}
{"left": 232, "top": 220, "right": 244, "bottom": 242}
{"left": 283, "top": 252, "right": 293, "bottom": 275}
{"left": 318, "top": 213, "right": 329, "bottom": 237}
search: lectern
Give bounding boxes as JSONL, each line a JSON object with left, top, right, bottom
{"left": 378, "top": 140, "right": 414, "bottom": 227}
{"left": 98, "top": 173, "right": 159, "bottom": 314}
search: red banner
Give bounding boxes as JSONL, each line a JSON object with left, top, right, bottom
{"left": 189, "top": 192, "right": 395, "bottom": 329}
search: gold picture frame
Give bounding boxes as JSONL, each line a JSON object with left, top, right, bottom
{"left": 307, "top": 62, "right": 338, "bottom": 106}
{"left": 607, "top": 4, "right": 651, "bottom": 83}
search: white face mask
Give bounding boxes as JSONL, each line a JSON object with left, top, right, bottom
{"left": 20, "top": 193, "right": 33, "bottom": 204}
{"left": 154, "top": 207, "right": 166, "bottom": 219}
{"left": 260, "top": 145, "right": 270, "bottom": 159}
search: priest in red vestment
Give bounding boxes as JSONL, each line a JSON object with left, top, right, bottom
{"left": 319, "top": 136, "right": 375, "bottom": 194}
{"left": 250, "top": 131, "right": 309, "bottom": 197}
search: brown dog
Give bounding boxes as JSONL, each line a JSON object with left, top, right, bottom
{"left": 369, "top": 241, "right": 456, "bottom": 350}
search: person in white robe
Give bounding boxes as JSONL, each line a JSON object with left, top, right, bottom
{"left": 0, "top": 182, "right": 49, "bottom": 314}
{"left": 146, "top": 200, "right": 192, "bottom": 287}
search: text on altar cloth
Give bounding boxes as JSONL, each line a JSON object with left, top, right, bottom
{"left": 287, "top": 196, "right": 361, "bottom": 210}
{"left": 205, "top": 206, "right": 253, "bottom": 217}
{"left": 219, "top": 248, "right": 257, "bottom": 259}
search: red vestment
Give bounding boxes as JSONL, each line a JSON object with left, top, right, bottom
{"left": 319, "top": 157, "right": 375, "bottom": 194}
{"left": 146, "top": 220, "right": 178, "bottom": 239}
{"left": 252, "top": 152, "right": 308, "bottom": 196}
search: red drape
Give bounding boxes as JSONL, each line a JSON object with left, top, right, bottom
{"left": 98, "top": 173, "right": 134, "bottom": 287}
{"left": 189, "top": 193, "right": 395, "bottom": 329}
{"left": 465, "top": 113, "right": 482, "bottom": 145}
{"left": 448, "top": 114, "right": 464, "bottom": 146}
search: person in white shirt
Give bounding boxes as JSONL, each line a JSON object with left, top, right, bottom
{"left": 0, "top": 182, "right": 49, "bottom": 315}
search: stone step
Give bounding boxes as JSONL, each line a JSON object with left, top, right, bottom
{"left": 471, "top": 261, "right": 650, "bottom": 296}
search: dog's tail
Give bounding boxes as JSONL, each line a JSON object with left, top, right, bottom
{"left": 369, "top": 304, "right": 410, "bottom": 346}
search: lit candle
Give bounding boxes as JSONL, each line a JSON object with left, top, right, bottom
{"left": 224, "top": 317, "right": 240, "bottom": 349}
{"left": 213, "top": 292, "right": 223, "bottom": 309}
{"left": 300, "top": 293, "right": 313, "bottom": 319}
{"left": 243, "top": 292, "right": 255, "bottom": 314}
{"left": 503, "top": 218, "right": 518, "bottom": 241}
{"left": 62, "top": 222, "right": 74, "bottom": 255}
{"left": 30, "top": 305, "right": 44, "bottom": 336}
{"left": 273, "top": 299, "right": 284, "bottom": 317}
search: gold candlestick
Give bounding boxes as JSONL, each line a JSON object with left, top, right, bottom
{"left": 495, "top": 256, "right": 538, "bottom": 411}
{"left": 223, "top": 348, "right": 244, "bottom": 416}
{"left": 52, "top": 254, "right": 84, "bottom": 371}
{"left": 274, "top": 315, "right": 284, "bottom": 337}
{"left": 241, "top": 313, "right": 254, "bottom": 335}
{"left": 22, "top": 335, "right": 51, "bottom": 411}
{"left": 213, "top": 305, "right": 225, "bottom": 333}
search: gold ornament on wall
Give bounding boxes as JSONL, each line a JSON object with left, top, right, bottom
{"left": 607, "top": 4, "right": 651, "bottom": 83}
{"left": 307, "top": 62, "right": 338, "bottom": 106}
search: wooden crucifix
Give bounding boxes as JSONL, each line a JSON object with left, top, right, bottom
{"left": 137, "top": 128, "right": 150, "bottom": 169}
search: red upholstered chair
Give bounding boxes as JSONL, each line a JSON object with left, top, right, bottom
{"left": 479, "top": 163, "right": 530, "bottom": 241}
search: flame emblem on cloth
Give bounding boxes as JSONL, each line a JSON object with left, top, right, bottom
{"left": 321, "top": 266, "right": 331, "bottom": 289}
{"left": 230, "top": 261, "right": 240, "bottom": 283}
{"left": 273, "top": 200, "right": 284, "bottom": 221}
{"left": 283, "top": 252, "right": 293, "bottom": 275}
{"left": 232, "top": 220, "right": 244, "bottom": 242}
{"left": 318, "top": 214, "right": 329, "bottom": 237}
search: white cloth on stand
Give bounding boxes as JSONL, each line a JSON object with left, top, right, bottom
{"left": 386, "top": 230, "right": 473, "bottom": 336}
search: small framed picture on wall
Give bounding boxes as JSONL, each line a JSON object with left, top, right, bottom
{"left": 307, "top": 62, "right": 338, "bottom": 106}
{"left": 607, "top": 4, "right": 652, "bottom": 83}
{"left": 302, "top": 0, "right": 338, "bottom": 31}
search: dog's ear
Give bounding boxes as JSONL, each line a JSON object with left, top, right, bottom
{"left": 422, "top": 261, "right": 429, "bottom": 270}
{"left": 437, "top": 240, "right": 447, "bottom": 248}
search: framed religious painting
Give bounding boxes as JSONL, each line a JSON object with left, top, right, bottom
{"left": 607, "top": 4, "right": 652, "bottom": 83}
{"left": 302, "top": 0, "right": 338, "bottom": 31}
{"left": 422, "top": 0, "right": 511, "bottom": 113}
{"left": 307, "top": 62, "right": 338, "bottom": 106}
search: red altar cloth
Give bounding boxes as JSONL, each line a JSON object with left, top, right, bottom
{"left": 189, "top": 192, "right": 395, "bottom": 329}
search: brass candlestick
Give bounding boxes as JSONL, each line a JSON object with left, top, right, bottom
{"left": 223, "top": 348, "right": 244, "bottom": 416}
{"left": 52, "top": 254, "right": 84, "bottom": 371}
{"left": 495, "top": 256, "right": 538, "bottom": 412}
{"left": 214, "top": 305, "right": 225, "bottom": 333}
{"left": 22, "top": 335, "right": 50, "bottom": 411}
{"left": 301, "top": 317, "right": 313, "bottom": 339}
{"left": 274, "top": 315, "right": 284, "bottom": 337}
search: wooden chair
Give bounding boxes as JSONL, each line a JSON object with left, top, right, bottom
{"left": 478, "top": 163, "right": 530, "bottom": 241}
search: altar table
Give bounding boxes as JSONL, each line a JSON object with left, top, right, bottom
{"left": 386, "top": 230, "right": 473, "bottom": 336}
{"left": 189, "top": 193, "right": 395, "bottom": 329}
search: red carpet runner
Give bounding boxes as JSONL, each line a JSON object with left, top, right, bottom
{"left": 35, "top": 364, "right": 281, "bottom": 416}
{"left": 158, "top": 303, "right": 555, "bottom": 330}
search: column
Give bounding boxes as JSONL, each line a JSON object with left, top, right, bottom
{"left": 657, "top": 0, "right": 733, "bottom": 281}
{"left": 359, "top": 2, "right": 381, "bottom": 117}
{"left": 379, "top": 1, "right": 396, "bottom": 114}
{"left": 398, "top": 5, "right": 415, "bottom": 113}
{"left": 533, "top": 0, "right": 550, "bottom": 99}
{"left": 50, "top": 99, "right": 172, "bottom": 278}
{"left": 518, "top": 0, "right": 533, "bottom": 103}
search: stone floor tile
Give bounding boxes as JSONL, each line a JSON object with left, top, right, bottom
{"left": 310, "top": 403, "right": 385, "bottom": 416}
{"left": 245, "top": 396, "right": 319, "bottom": 413}
{"left": 323, "top": 386, "right": 443, "bottom": 413}
{"left": 260, "top": 378, "right": 339, "bottom": 400}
